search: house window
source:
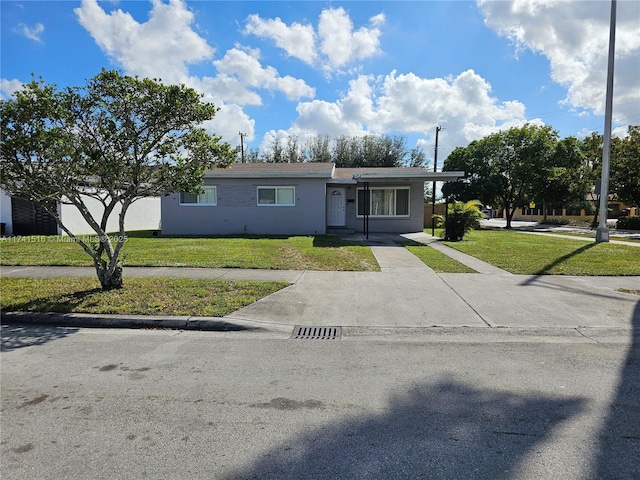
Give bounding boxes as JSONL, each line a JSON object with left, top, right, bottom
{"left": 257, "top": 186, "right": 295, "bottom": 206}
{"left": 357, "top": 187, "right": 409, "bottom": 216}
{"left": 180, "top": 186, "right": 217, "bottom": 205}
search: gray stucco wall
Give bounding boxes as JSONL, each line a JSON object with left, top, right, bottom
{"left": 343, "top": 180, "right": 425, "bottom": 233}
{"left": 161, "top": 178, "right": 328, "bottom": 235}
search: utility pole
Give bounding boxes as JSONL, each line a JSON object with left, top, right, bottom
{"left": 596, "top": 0, "right": 616, "bottom": 243}
{"left": 431, "top": 126, "right": 442, "bottom": 236}
{"left": 239, "top": 131, "right": 246, "bottom": 163}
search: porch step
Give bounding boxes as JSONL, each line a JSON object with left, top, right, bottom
{"left": 327, "top": 227, "right": 356, "bottom": 235}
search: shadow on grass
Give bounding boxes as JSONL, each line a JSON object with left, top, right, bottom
{"left": 0, "top": 323, "right": 79, "bottom": 352}
{"left": 225, "top": 379, "right": 585, "bottom": 479}
{"left": 2, "top": 288, "right": 102, "bottom": 314}
{"left": 594, "top": 298, "right": 640, "bottom": 477}
{"left": 312, "top": 235, "right": 364, "bottom": 248}
{"left": 520, "top": 243, "right": 597, "bottom": 286}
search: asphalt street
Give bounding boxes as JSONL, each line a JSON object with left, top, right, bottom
{"left": 1, "top": 323, "right": 639, "bottom": 480}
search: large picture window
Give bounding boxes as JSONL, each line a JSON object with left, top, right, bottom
{"left": 357, "top": 187, "right": 409, "bottom": 217}
{"left": 180, "top": 186, "right": 217, "bottom": 205}
{"left": 257, "top": 186, "right": 295, "bottom": 206}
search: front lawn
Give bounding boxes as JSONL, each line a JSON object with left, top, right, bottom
{"left": 0, "top": 277, "right": 288, "bottom": 317}
{"left": 0, "top": 233, "right": 379, "bottom": 271}
{"left": 402, "top": 243, "right": 477, "bottom": 273}
{"left": 441, "top": 229, "right": 640, "bottom": 276}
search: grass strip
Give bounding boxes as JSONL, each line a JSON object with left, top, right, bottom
{"left": 403, "top": 243, "right": 477, "bottom": 273}
{"left": 0, "top": 277, "right": 288, "bottom": 317}
{"left": 618, "top": 289, "right": 640, "bottom": 296}
{"left": 0, "top": 233, "right": 379, "bottom": 272}
{"left": 442, "top": 229, "right": 640, "bottom": 276}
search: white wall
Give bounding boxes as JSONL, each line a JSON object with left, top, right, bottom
{"left": 60, "top": 196, "right": 161, "bottom": 235}
{"left": 0, "top": 189, "right": 13, "bottom": 235}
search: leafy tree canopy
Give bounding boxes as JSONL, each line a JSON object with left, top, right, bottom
{"left": 0, "top": 69, "right": 235, "bottom": 289}
{"left": 249, "top": 133, "right": 428, "bottom": 168}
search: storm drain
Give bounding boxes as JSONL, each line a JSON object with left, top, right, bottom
{"left": 291, "top": 326, "right": 342, "bottom": 340}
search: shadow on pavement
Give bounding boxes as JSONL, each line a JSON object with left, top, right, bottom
{"left": 225, "top": 379, "right": 585, "bottom": 479}
{"left": 594, "top": 298, "right": 640, "bottom": 478}
{"left": 0, "top": 324, "right": 79, "bottom": 352}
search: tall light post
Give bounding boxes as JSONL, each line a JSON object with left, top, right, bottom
{"left": 596, "top": 0, "right": 617, "bottom": 243}
{"left": 431, "top": 126, "right": 442, "bottom": 236}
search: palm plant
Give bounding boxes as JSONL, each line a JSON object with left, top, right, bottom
{"left": 434, "top": 200, "right": 483, "bottom": 241}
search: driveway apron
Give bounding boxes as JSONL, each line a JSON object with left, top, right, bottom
{"left": 225, "top": 243, "right": 487, "bottom": 328}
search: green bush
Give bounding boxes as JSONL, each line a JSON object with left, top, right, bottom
{"left": 435, "top": 200, "right": 483, "bottom": 241}
{"left": 616, "top": 216, "right": 640, "bottom": 230}
{"left": 540, "top": 218, "right": 570, "bottom": 226}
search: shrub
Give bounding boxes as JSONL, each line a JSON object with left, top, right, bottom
{"left": 435, "top": 200, "right": 483, "bottom": 241}
{"left": 616, "top": 216, "right": 640, "bottom": 230}
{"left": 540, "top": 218, "right": 570, "bottom": 226}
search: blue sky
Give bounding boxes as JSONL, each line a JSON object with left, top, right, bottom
{"left": 2, "top": 0, "right": 639, "bottom": 166}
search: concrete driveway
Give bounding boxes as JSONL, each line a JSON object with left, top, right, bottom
{"left": 225, "top": 236, "right": 639, "bottom": 330}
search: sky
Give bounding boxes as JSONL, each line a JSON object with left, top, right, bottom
{"left": 1, "top": 0, "right": 639, "bottom": 167}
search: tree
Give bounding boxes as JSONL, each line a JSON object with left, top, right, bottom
{"left": 304, "top": 135, "right": 332, "bottom": 163}
{"left": 579, "top": 132, "right": 603, "bottom": 226}
{"left": 442, "top": 124, "right": 557, "bottom": 228}
{"left": 532, "top": 136, "right": 589, "bottom": 220}
{"left": 611, "top": 125, "right": 640, "bottom": 208}
{"left": 0, "top": 69, "right": 235, "bottom": 290}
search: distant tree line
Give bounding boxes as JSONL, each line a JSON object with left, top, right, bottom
{"left": 442, "top": 124, "right": 640, "bottom": 228}
{"left": 242, "top": 134, "right": 428, "bottom": 168}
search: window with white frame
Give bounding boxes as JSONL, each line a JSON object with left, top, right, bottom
{"left": 257, "top": 186, "right": 295, "bottom": 206}
{"left": 357, "top": 187, "right": 409, "bottom": 216}
{"left": 179, "top": 186, "right": 217, "bottom": 205}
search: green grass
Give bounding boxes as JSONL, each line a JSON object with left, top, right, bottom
{"left": 441, "top": 229, "right": 640, "bottom": 276}
{"left": 619, "top": 289, "right": 640, "bottom": 296}
{"left": 0, "top": 277, "right": 288, "bottom": 317}
{"left": 0, "top": 233, "right": 379, "bottom": 271}
{"left": 402, "top": 243, "right": 477, "bottom": 273}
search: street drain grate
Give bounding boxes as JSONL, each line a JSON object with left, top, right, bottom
{"left": 291, "top": 326, "right": 342, "bottom": 340}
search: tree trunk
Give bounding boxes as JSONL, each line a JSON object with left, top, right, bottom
{"left": 96, "top": 261, "right": 123, "bottom": 290}
{"left": 505, "top": 207, "right": 514, "bottom": 229}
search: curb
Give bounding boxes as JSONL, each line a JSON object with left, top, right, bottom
{"left": 0, "top": 311, "right": 277, "bottom": 332}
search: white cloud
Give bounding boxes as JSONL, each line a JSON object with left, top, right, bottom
{"left": 244, "top": 7, "right": 385, "bottom": 72}
{"left": 15, "top": 22, "right": 44, "bottom": 42}
{"left": 478, "top": 0, "right": 640, "bottom": 126}
{"left": 75, "top": 0, "right": 213, "bottom": 84}
{"left": 270, "top": 69, "right": 534, "bottom": 161}
{"left": 0, "top": 78, "right": 24, "bottom": 100}
{"left": 212, "top": 47, "right": 315, "bottom": 102}
{"left": 244, "top": 15, "right": 317, "bottom": 65}
{"left": 318, "top": 8, "right": 384, "bottom": 71}
{"left": 74, "top": 0, "right": 313, "bottom": 146}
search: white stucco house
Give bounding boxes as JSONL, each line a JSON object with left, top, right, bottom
{"left": 0, "top": 189, "right": 160, "bottom": 236}
{"left": 161, "top": 163, "right": 464, "bottom": 236}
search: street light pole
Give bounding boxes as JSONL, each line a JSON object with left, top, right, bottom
{"left": 596, "top": 0, "right": 616, "bottom": 243}
{"left": 431, "top": 126, "right": 442, "bottom": 236}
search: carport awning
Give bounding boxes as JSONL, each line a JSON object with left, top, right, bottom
{"left": 352, "top": 171, "right": 465, "bottom": 182}
{"left": 328, "top": 169, "right": 465, "bottom": 184}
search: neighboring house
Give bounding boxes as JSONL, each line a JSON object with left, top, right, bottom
{"left": 161, "top": 163, "right": 464, "bottom": 235}
{"left": 0, "top": 188, "right": 160, "bottom": 236}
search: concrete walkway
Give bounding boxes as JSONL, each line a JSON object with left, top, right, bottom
{"left": 2, "top": 232, "right": 639, "bottom": 332}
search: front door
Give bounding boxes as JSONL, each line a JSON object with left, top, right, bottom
{"left": 327, "top": 188, "right": 346, "bottom": 227}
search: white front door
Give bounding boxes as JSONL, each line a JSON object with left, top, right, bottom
{"left": 327, "top": 188, "right": 346, "bottom": 227}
